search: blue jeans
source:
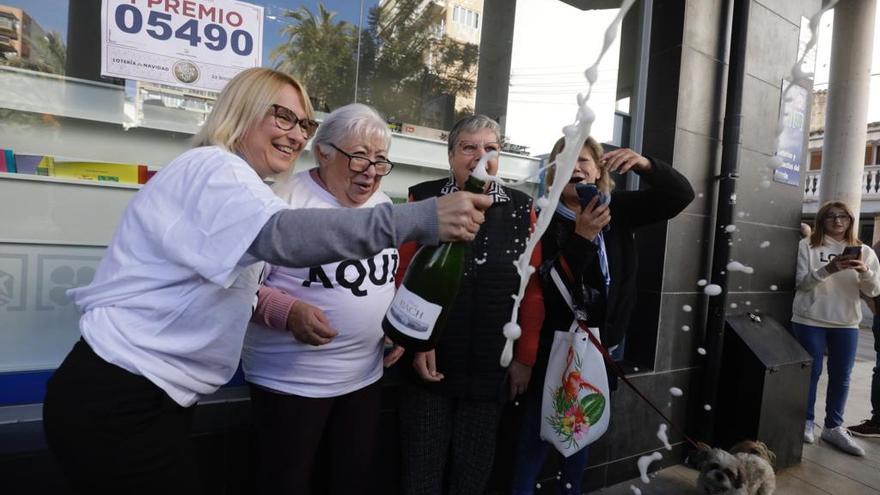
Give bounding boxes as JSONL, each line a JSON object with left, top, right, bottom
{"left": 871, "top": 313, "right": 880, "bottom": 423}
{"left": 792, "top": 322, "right": 859, "bottom": 428}
{"left": 510, "top": 385, "right": 589, "bottom": 495}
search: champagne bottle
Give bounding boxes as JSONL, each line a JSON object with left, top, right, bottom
{"left": 382, "top": 174, "right": 487, "bottom": 352}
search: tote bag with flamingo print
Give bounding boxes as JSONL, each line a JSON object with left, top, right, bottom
{"left": 540, "top": 269, "right": 610, "bottom": 457}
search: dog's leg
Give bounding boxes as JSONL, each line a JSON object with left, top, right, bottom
{"left": 756, "top": 479, "right": 776, "bottom": 495}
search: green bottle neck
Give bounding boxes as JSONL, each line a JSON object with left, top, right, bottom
{"left": 463, "top": 175, "right": 487, "bottom": 194}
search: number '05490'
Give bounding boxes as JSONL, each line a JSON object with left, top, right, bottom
{"left": 115, "top": 4, "right": 254, "bottom": 56}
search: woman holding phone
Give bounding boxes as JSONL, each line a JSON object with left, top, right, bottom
{"left": 510, "top": 136, "right": 694, "bottom": 494}
{"left": 793, "top": 201, "right": 880, "bottom": 456}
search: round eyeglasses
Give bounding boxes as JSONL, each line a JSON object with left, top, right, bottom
{"left": 328, "top": 143, "right": 394, "bottom": 176}
{"left": 270, "top": 104, "right": 319, "bottom": 138}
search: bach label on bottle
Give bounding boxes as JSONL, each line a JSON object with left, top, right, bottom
{"left": 384, "top": 285, "right": 443, "bottom": 339}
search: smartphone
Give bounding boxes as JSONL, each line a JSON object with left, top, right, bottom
{"left": 840, "top": 245, "right": 861, "bottom": 260}
{"left": 575, "top": 183, "right": 606, "bottom": 209}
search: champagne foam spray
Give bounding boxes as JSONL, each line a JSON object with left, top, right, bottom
{"left": 499, "top": 0, "right": 636, "bottom": 367}
{"left": 472, "top": 150, "right": 499, "bottom": 182}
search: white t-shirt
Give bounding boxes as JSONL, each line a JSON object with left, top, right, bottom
{"left": 68, "top": 146, "right": 287, "bottom": 407}
{"left": 242, "top": 170, "right": 397, "bottom": 398}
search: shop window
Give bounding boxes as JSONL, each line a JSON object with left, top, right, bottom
{"left": 1, "top": 0, "right": 649, "bottom": 376}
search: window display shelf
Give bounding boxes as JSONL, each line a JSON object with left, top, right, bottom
{"left": 0, "top": 171, "right": 142, "bottom": 191}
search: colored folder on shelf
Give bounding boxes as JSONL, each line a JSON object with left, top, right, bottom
{"left": 1, "top": 149, "right": 15, "bottom": 173}
{"left": 13, "top": 154, "right": 55, "bottom": 175}
{"left": 52, "top": 161, "right": 148, "bottom": 184}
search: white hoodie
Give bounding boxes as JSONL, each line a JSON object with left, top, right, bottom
{"left": 792, "top": 237, "right": 880, "bottom": 328}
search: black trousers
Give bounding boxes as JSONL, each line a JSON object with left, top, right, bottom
{"left": 249, "top": 380, "right": 382, "bottom": 495}
{"left": 398, "top": 384, "right": 503, "bottom": 495}
{"left": 43, "top": 339, "right": 199, "bottom": 494}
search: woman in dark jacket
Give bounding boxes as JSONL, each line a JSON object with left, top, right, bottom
{"left": 510, "top": 136, "right": 694, "bottom": 494}
{"left": 395, "top": 115, "right": 545, "bottom": 495}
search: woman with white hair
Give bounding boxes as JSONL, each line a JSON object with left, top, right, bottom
{"left": 242, "top": 103, "right": 403, "bottom": 493}
{"left": 42, "top": 68, "right": 490, "bottom": 493}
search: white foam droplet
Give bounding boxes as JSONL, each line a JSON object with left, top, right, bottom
{"left": 745, "top": 301, "right": 751, "bottom": 306}
{"left": 503, "top": 322, "right": 521, "bottom": 340}
{"left": 669, "top": 387, "right": 683, "bottom": 397}
{"left": 682, "top": 305, "right": 693, "bottom": 312}
{"left": 682, "top": 325, "right": 690, "bottom": 332}
{"left": 704, "top": 284, "right": 723, "bottom": 296}
{"left": 730, "top": 303, "right": 738, "bottom": 309}
{"left": 704, "top": 404, "right": 712, "bottom": 411}
{"left": 584, "top": 66, "right": 598, "bottom": 83}
{"left": 726, "top": 261, "right": 754, "bottom": 274}
{"left": 725, "top": 224, "right": 737, "bottom": 233}
{"left": 514, "top": 401, "right": 519, "bottom": 406}
{"left": 761, "top": 179, "right": 772, "bottom": 188}
{"left": 697, "top": 347, "right": 707, "bottom": 355}
{"left": 767, "top": 156, "right": 783, "bottom": 170}
{"left": 770, "top": 285, "right": 778, "bottom": 291}
{"left": 737, "top": 212, "right": 746, "bottom": 218}
{"left": 760, "top": 241, "right": 771, "bottom": 248}
{"left": 536, "top": 482, "right": 542, "bottom": 489}
{"left": 657, "top": 423, "right": 672, "bottom": 451}
{"left": 697, "top": 193, "right": 704, "bottom": 198}
{"left": 637, "top": 452, "right": 663, "bottom": 484}
{"left": 697, "top": 279, "right": 708, "bottom": 287}
{"left": 565, "top": 483, "right": 571, "bottom": 489}
{"left": 633, "top": 366, "right": 639, "bottom": 371}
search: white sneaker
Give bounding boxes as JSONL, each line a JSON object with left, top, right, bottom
{"left": 804, "top": 421, "right": 815, "bottom": 443}
{"left": 821, "top": 426, "right": 866, "bottom": 456}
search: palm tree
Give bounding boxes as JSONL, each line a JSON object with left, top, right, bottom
{"left": 270, "top": 3, "right": 357, "bottom": 112}
{"left": 360, "top": 0, "right": 478, "bottom": 128}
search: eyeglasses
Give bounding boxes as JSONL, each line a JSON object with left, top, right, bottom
{"left": 824, "top": 214, "right": 851, "bottom": 222}
{"left": 456, "top": 141, "right": 501, "bottom": 156}
{"left": 270, "top": 104, "right": 319, "bottom": 138}
{"left": 328, "top": 143, "right": 394, "bottom": 176}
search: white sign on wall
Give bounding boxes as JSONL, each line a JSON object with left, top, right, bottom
{"left": 101, "top": 0, "right": 263, "bottom": 92}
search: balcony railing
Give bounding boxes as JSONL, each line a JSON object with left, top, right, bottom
{"left": 804, "top": 165, "right": 880, "bottom": 201}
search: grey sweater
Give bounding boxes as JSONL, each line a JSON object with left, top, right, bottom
{"left": 247, "top": 199, "right": 439, "bottom": 268}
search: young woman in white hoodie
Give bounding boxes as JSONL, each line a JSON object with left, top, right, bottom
{"left": 793, "top": 201, "right": 880, "bottom": 456}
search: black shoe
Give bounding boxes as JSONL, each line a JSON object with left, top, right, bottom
{"left": 847, "top": 419, "right": 880, "bottom": 438}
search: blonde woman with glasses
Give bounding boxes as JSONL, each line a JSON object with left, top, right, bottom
{"left": 42, "top": 68, "right": 490, "bottom": 493}
{"left": 793, "top": 201, "right": 880, "bottom": 456}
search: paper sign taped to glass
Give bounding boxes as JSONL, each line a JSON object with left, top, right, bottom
{"left": 100, "top": 0, "right": 263, "bottom": 92}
